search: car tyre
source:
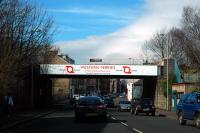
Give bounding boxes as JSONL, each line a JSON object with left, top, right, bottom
{"left": 75, "top": 116, "right": 79, "bottom": 122}
{"left": 75, "top": 113, "right": 81, "bottom": 123}
{"left": 151, "top": 111, "right": 155, "bottom": 116}
{"left": 102, "top": 115, "right": 107, "bottom": 122}
{"left": 194, "top": 113, "right": 200, "bottom": 129}
{"left": 178, "top": 111, "right": 186, "bottom": 125}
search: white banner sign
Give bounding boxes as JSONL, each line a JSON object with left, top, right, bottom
{"left": 40, "top": 64, "right": 159, "bottom": 76}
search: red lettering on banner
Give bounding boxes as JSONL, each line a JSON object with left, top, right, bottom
{"left": 123, "top": 66, "right": 132, "bottom": 74}
{"left": 66, "top": 66, "right": 75, "bottom": 73}
{"left": 100, "top": 65, "right": 115, "bottom": 69}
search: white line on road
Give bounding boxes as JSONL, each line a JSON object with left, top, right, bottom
{"left": 111, "top": 116, "right": 128, "bottom": 127}
{"left": 111, "top": 117, "right": 116, "bottom": 120}
{"left": 121, "top": 122, "right": 128, "bottom": 127}
{"left": 132, "top": 128, "right": 143, "bottom": 133}
{"left": 110, "top": 115, "right": 143, "bottom": 133}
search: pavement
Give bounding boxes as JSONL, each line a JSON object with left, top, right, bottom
{"left": 0, "top": 108, "right": 57, "bottom": 131}
{"left": 156, "top": 108, "right": 177, "bottom": 120}
{"left": 0, "top": 99, "right": 72, "bottom": 132}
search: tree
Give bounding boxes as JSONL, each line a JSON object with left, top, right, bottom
{"left": 168, "top": 28, "right": 188, "bottom": 65}
{"left": 193, "top": 88, "right": 200, "bottom": 93}
{"left": 142, "top": 30, "right": 176, "bottom": 62}
{"left": 143, "top": 6, "right": 200, "bottom": 67}
{"left": 180, "top": 7, "right": 200, "bottom": 66}
{"left": 143, "top": 32, "right": 166, "bottom": 60}
{"left": 0, "top": 0, "right": 55, "bottom": 96}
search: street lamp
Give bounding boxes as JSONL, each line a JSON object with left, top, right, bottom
{"left": 166, "top": 36, "right": 169, "bottom": 111}
{"left": 128, "top": 57, "right": 134, "bottom": 65}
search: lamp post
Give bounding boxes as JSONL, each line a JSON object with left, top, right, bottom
{"left": 128, "top": 57, "right": 133, "bottom": 65}
{"left": 166, "top": 36, "right": 169, "bottom": 111}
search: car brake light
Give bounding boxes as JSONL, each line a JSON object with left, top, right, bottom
{"left": 78, "top": 105, "right": 85, "bottom": 108}
{"left": 97, "top": 105, "right": 106, "bottom": 108}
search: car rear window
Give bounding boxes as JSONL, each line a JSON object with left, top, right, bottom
{"left": 79, "top": 97, "right": 103, "bottom": 105}
{"left": 120, "top": 101, "right": 131, "bottom": 104}
{"left": 141, "top": 99, "right": 153, "bottom": 104}
{"left": 104, "top": 99, "right": 113, "bottom": 102}
{"left": 197, "top": 95, "right": 200, "bottom": 103}
{"left": 179, "top": 94, "right": 188, "bottom": 103}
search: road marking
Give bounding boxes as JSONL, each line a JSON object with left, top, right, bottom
{"left": 111, "top": 116, "right": 128, "bottom": 127}
{"left": 121, "top": 122, "right": 128, "bottom": 127}
{"left": 110, "top": 114, "right": 142, "bottom": 133}
{"left": 111, "top": 117, "right": 117, "bottom": 120}
{"left": 132, "top": 128, "right": 143, "bottom": 133}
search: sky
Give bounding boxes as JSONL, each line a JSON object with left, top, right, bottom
{"left": 30, "top": 0, "right": 200, "bottom": 64}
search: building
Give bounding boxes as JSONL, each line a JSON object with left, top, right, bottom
{"left": 109, "top": 79, "right": 121, "bottom": 94}
{"left": 47, "top": 52, "right": 74, "bottom": 103}
{"left": 70, "top": 78, "right": 111, "bottom": 96}
{"left": 171, "top": 83, "right": 197, "bottom": 109}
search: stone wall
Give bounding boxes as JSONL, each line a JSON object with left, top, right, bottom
{"left": 155, "top": 79, "right": 167, "bottom": 109}
{"left": 48, "top": 54, "right": 72, "bottom": 103}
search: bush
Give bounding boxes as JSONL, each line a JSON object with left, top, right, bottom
{"left": 192, "top": 88, "right": 200, "bottom": 93}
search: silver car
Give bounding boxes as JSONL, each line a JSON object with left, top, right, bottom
{"left": 118, "top": 100, "right": 131, "bottom": 111}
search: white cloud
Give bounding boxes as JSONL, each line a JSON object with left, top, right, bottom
{"left": 55, "top": 0, "right": 200, "bottom": 64}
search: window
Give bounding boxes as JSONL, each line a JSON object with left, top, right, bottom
{"left": 185, "top": 94, "right": 196, "bottom": 104}
{"left": 177, "top": 92, "right": 184, "bottom": 99}
{"left": 179, "top": 94, "right": 188, "bottom": 104}
{"left": 190, "top": 94, "right": 196, "bottom": 104}
{"left": 197, "top": 95, "right": 200, "bottom": 103}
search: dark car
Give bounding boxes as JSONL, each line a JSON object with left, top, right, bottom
{"left": 176, "top": 92, "right": 200, "bottom": 128}
{"left": 74, "top": 96, "right": 107, "bottom": 122}
{"left": 104, "top": 98, "right": 115, "bottom": 108}
{"left": 130, "top": 98, "right": 156, "bottom": 116}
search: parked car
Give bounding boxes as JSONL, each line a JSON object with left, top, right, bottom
{"left": 74, "top": 96, "right": 107, "bottom": 122}
{"left": 130, "top": 98, "right": 156, "bottom": 116}
{"left": 104, "top": 98, "right": 115, "bottom": 108}
{"left": 73, "top": 94, "right": 80, "bottom": 101}
{"left": 176, "top": 92, "right": 200, "bottom": 128}
{"left": 118, "top": 100, "right": 131, "bottom": 111}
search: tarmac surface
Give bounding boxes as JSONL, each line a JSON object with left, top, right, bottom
{"left": 0, "top": 99, "right": 177, "bottom": 132}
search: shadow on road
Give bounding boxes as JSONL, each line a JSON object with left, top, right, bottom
{"left": 130, "top": 113, "right": 166, "bottom": 117}
{"left": 158, "top": 114, "right": 166, "bottom": 117}
{"left": 74, "top": 115, "right": 127, "bottom": 124}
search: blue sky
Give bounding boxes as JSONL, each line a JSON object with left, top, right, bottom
{"left": 30, "top": 0, "right": 200, "bottom": 64}
{"left": 31, "top": 0, "right": 145, "bottom": 41}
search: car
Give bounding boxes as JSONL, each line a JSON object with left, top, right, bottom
{"left": 74, "top": 96, "right": 107, "bottom": 122}
{"left": 104, "top": 98, "right": 115, "bottom": 108}
{"left": 118, "top": 100, "right": 131, "bottom": 111}
{"left": 130, "top": 98, "right": 156, "bottom": 116}
{"left": 176, "top": 92, "right": 200, "bottom": 128}
{"left": 73, "top": 94, "right": 80, "bottom": 101}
